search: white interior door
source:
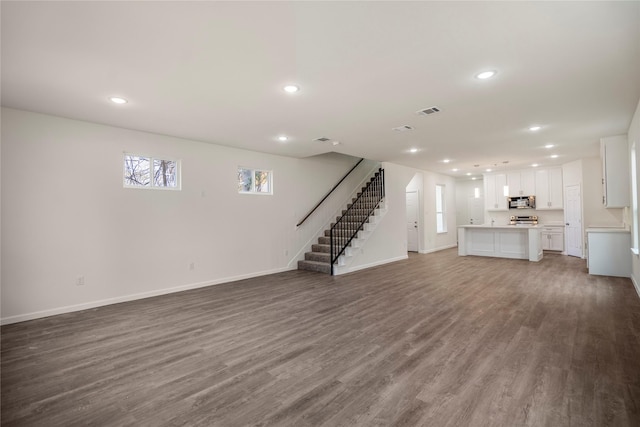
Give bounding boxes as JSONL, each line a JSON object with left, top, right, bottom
{"left": 565, "top": 184, "right": 583, "bottom": 257}
{"left": 406, "top": 191, "right": 419, "bottom": 252}
{"left": 468, "top": 197, "right": 484, "bottom": 225}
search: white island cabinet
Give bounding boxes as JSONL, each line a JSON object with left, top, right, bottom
{"left": 458, "top": 225, "right": 543, "bottom": 262}
{"left": 586, "top": 228, "right": 631, "bottom": 277}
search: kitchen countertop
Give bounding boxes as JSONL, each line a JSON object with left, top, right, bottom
{"left": 458, "top": 224, "right": 540, "bottom": 229}
{"left": 586, "top": 227, "right": 630, "bottom": 233}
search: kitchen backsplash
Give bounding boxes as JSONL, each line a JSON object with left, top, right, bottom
{"left": 488, "top": 209, "right": 565, "bottom": 226}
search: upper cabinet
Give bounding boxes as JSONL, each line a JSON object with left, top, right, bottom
{"left": 485, "top": 173, "right": 508, "bottom": 211}
{"left": 535, "top": 167, "right": 563, "bottom": 210}
{"left": 506, "top": 170, "right": 535, "bottom": 196}
{"left": 601, "top": 135, "right": 630, "bottom": 208}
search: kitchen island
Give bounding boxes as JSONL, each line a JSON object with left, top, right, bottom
{"left": 458, "top": 225, "right": 543, "bottom": 262}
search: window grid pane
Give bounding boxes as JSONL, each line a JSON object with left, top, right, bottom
{"left": 254, "top": 171, "right": 270, "bottom": 193}
{"left": 153, "top": 159, "right": 178, "bottom": 188}
{"left": 124, "top": 155, "right": 151, "bottom": 187}
{"left": 436, "top": 184, "right": 446, "bottom": 233}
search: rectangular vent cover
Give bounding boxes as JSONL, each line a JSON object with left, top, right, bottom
{"left": 392, "top": 125, "right": 414, "bottom": 132}
{"left": 313, "top": 137, "right": 331, "bottom": 142}
{"left": 417, "top": 106, "right": 441, "bottom": 116}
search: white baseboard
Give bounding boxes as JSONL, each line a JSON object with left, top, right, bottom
{"left": 419, "top": 244, "right": 458, "bottom": 254}
{"left": 632, "top": 274, "right": 640, "bottom": 300}
{"left": 334, "top": 254, "right": 408, "bottom": 275}
{"left": 1, "top": 266, "right": 296, "bottom": 325}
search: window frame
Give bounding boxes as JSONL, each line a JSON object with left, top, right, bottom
{"left": 435, "top": 184, "right": 447, "bottom": 234}
{"left": 237, "top": 167, "right": 273, "bottom": 195}
{"left": 123, "top": 153, "right": 181, "bottom": 190}
{"left": 631, "top": 142, "right": 639, "bottom": 255}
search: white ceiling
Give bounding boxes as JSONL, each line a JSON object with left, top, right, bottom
{"left": 2, "top": 1, "right": 640, "bottom": 178}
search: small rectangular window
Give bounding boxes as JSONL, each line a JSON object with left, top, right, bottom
{"left": 436, "top": 184, "right": 447, "bottom": 233}
{"left": 124, "top": 154, "right": 180, "bottom": 190}
{"left": 238, "top": 167, "right": 273, "bottom": 195}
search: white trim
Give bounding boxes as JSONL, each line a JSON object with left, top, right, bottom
{"left": 0, "top": 266, "right": 296, "bottom": 325}
{"left": 631, "top": 274, "right": 640, "bottom": 300}
{"left": 334, "top": 254, "right": 408, "bottom": 275}
{"left": 419, "top": 243, "right": 458, "bottom": 254}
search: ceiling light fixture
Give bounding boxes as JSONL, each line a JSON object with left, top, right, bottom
{"left": 475, "top": 70, "right": 496, "bottom": 80}
{"left": 532, "top": 163, "right": 539, "bottom": 167}
{"left": 466, "top": 172, "right": 472, "bottom": 176}
{"left": 550, "top": 154, "right": 559, "bottom": 159}
{"left": 545, "top": 144, "right": 554, "bottom": 149}
{"left": 529, "top": 125, "right": 542, "bottom": 131}
{"left": 409, "top": 148, "right": 418, "bottom": 153}
{"left": 109, "top": 97, "right": 127, "bottom": 104}
{"left": 486, "top": 168, "right": 492, "bottom": 172}
{"left": 443, "top": 159, "right": 451, "bottom": 163}
{"left": 277, "top": 136, "right": 288, "bottom": 142}
{"left": 452, "top": 168, "right": 459, "bottom": 172}
{"left": 283, "top": 85, "right": 300, "bottom": 93}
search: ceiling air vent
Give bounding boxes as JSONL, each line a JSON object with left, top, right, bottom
{"left": 392, "top": 125, "right": 414, "bottom": 132}
{"left": 313, "top": 137, "right": 331, "bottom": 142}
{"left": 416, "top": 106, "right": 441, "bottom": 116}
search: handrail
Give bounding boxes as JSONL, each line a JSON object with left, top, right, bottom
{"left": 330, "top": 168, "right": 384, "bottom": 275}
{"left": 296, "top": 158, "right": 364, "bottom": 227}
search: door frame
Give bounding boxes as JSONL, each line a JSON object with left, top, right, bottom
{"left": 406, "top": 190, "right": 420, "bottom": 252}
{"left": 564, "top": 183, "right": 584, "bottom": 258}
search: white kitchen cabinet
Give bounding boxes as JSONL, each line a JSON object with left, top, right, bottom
{"left": 506, "top": 170, "right": 535, "bottom": 196}
{"left": 484, "top": 173, "right": 508, "bottom": 211}
{"left": 601, "top": 135, "right": 630, "bottom": 208}
{"left": 535, "top": 167, "right": 563, "bottom": 210}
{"left": 541, "top": 225, "right": 564, "bottom": 251}
{"left": 586, "top": 228, "right": 631, "bottom": 277}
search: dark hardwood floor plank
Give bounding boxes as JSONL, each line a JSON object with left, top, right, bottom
{"left": 2, "top": 249, "right": 640, "bottom": 426}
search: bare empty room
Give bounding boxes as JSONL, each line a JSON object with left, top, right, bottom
{"left": 2, "top": 2, "right": 640, "bottom": 426}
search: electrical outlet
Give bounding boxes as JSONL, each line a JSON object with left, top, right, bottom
{"left": 76, "top": 276, "right": 85, "bottom": 286}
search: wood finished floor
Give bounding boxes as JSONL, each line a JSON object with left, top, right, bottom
{"left": 2, "top": 249, "right": 640, "bottom": 426}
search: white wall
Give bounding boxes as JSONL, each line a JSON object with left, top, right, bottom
{"left": 0, "top": 108, "right": 375, "bottom": 323}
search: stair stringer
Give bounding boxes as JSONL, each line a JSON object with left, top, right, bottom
{"left": 332, "top": 200, "right": 388, "bottom": 275}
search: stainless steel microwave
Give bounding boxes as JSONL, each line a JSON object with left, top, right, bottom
{"left": 508, "top": 195, "right": 535, "bottom": 209}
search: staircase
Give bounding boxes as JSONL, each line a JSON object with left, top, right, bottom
{"left": 298, "top": 169, "right": 385, "bottom": 275}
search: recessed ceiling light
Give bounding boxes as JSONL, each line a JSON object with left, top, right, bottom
{"left": 475, "top": 70, "right": 496, "bottom": 80}
{"left": 471, "top": 177, "right": 477, "bottom": 180}
{"left": 545, "top": 144, "right": 554, "bottom": 149}
{"left": 532, "top": 163, "right": 539, "bottom": 167}
{"left": 109, "top": 97, "right": 127, "bottom": 104}
{"left": 443, "top": 159, "right": 451, "bottom": 163}
{"left": 277, "top": 135, "right": 288, "bottom": 142}
{"left": 529, "top": 125, "right": 542, "bottom": 131}
{"left": 452, "top": 168, "right": 459, "bottom": 172}
{"left": 283, "top": 85, "right": 300, "bottom": 93}
{"left": 550, "top": 154, "right": 559, "bottom": 159}
{"left": 332, "top": 141, "right": 341, "bottom": 146}
{"left": 466, "top": 172, "right": 472, "bottom": 176}
{"left": 409, "top": 148, "right": 418, "bottom": 153}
